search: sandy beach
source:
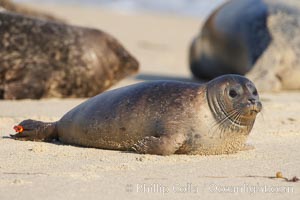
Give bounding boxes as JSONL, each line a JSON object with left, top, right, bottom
{"left": 0, "top": 3, "right": 299, "bottom": 200}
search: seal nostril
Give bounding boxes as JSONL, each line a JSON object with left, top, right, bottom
{"left": 253, "top": 90, "right": 258, "bottom": 96}
{"left": 248, "top": 98, "right": 256, "bottom": 105}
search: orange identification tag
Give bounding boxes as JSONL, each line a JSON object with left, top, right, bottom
{"left": 14, "top": 125, "right": 24, "bottom": 133}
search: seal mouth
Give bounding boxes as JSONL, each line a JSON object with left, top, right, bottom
{"left": 250, "top": 109, "right": 259, "bottom": 114}
{"left": 248, "top": 102, "right": 262, "bottom": 115}
{"left": 249, "top": 106, "right": 259, "bottom": 114}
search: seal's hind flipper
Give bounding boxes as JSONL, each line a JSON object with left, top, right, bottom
{"left": 10, "top": 119, "right": 58, "bottom": 142}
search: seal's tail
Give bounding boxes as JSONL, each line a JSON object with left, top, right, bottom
{"left": 10, "top": 119, "right": 58, "bottom": 142}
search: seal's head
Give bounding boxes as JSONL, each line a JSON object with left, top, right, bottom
{"left": 206, "top": 74, "right": 262, "bottom": 134}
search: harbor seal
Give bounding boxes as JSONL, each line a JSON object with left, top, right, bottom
{"left": 0, "top": 12, "right": 139, "bottom": 99}
{"left": 11, "top": 75, "right": 262, "bottom": 155}
{"left": 190, "top": 0, "right": 300, "bottom": 92}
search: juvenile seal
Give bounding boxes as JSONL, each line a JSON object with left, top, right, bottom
{"left": 190, "top": 0, "right": 300, "bottom": 92}
{"left": 0, "top": 12, "right": 139, "bottom": 99}
{"left": 11, "top": 75, "right": 262, "bottom": 155}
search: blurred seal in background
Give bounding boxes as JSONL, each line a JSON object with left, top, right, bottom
{"left": 190, "top": 0, "right": 300, "bottom": 92}
{"left": 0, "top": 12, "right": 139, "bottom": 99}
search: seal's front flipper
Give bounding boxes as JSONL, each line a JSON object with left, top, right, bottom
{"left": 132, "top": 134, "right": 186, "bottom": 155}
{"left": 10, "top": 119, "right": 58, "bottom": 142}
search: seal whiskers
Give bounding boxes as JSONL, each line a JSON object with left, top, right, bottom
{"left": 208, "top": 108, "right": 242, "bottom": 138}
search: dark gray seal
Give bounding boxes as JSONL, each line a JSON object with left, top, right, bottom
{"left": 190, "top": 0, "right": 300, "bottom": 92}
{"left": 0, "top": 11, "right": 139, "bottom": 99}
{"left": 11, "top": 75, "right": 262, "bottom": 155}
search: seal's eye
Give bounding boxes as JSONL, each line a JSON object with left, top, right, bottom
{"left": 253, "top": 89, "right": 258, "bottom": 96}
{"left": 229, "top": 89, "right": 238, "bottom": 98}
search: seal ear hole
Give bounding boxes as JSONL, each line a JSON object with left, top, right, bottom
{"left": 229, "top": 89, "right": 238, "bottom": 98}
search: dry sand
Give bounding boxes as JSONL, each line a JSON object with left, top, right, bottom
{"left": 0, "top": 3, "right": 299, "bottom": 200}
